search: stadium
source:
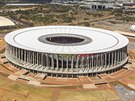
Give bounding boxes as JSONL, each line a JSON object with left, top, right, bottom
{"left": 4, "top": 26, "right": 128, "bottom": 78}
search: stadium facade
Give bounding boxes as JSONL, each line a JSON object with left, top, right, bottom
{"left": 5, "top": 26, "right": 128, "bottom": 77}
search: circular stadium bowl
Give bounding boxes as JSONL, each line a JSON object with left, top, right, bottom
{"left": 4, "top": 26, "right": 129, "bottom": 77}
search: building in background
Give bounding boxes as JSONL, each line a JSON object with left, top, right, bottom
{"left": 0, "top": 16, "right": 15, "bottom": 29}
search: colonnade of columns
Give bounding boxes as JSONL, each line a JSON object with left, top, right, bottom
{"left": 5, "top": 44, "right": 128, "bottom": 74}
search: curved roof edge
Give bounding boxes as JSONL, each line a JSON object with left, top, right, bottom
{"left": 5, "top": 26, "right": 129, "bottom": 54}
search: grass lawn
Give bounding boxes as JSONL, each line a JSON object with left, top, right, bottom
{"left": 58, "top": 89, "right": 119, "bottom": 101}
{"left": 2, "top": 83, "right": 53, "bottom": 101}
{"left": 0, "top": 73, "right": 120, "bottom": 101}
{"left": 0, "top": 78, "right": 53, "bottom": 101}
{"left": 0, "top": 75, "right": 120, "bottom": 101}
{"left": 0, "top": 76, "right": 8, "bottom": 85}
{"left": 129, "top": 76, "right": 135, "bottom": 82}
{"left": 0, "top": 39, "right": 4, "bottom": 45}
{"left": 0, "top": 48, "right": 5, "bottom": 54}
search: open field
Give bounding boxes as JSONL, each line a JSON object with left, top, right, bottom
{"left": 129, "top": 76, "right": 135, "bottom": 82}
{"left": 0, "top": 75, "right": 53, "bottom": 101}
{"left": 0, "top": 75, "right": 121, "bottom": 101}
{"left": 58, "top": 89, "right": 119, "bottom": 101}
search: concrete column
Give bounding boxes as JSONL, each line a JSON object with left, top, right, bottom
{"left": 16, "top": 48, "right": 19, "bottom": 61}
{"left": 17, "top": 48, "right": 19, "bottom": 60}
{"left": 12, "top": 47, "right": 15, "bottom": 59}
{"left": 10, "top": 45, "right": 12, "bottom": 56}
{"left": 123, "top": 48, "right": 126, "bottom": 59}
{"left": 81, "top": 57, "right": 84, "bottom": 68}
{"left": 119, "top": 50, "right": 121, "bottom": 62}
{"left": 15, "top": 47, "right": 17, "bottom": 60}
{"left": 92, "top": 55, "right": 96, "bottom": 71}
{"left": 32, "top": 52, "right": 34, "bottom": 64}
{"left": 10, "top": 46, "right": 12, "bottom": 57}
{"left": 18, "top": 48, "right": 20, "bottom": 61}
{"left": 71, "top": 55, "right": 74, "bottom": 71}
{"left": 66, "top": 56, "right": 68, "bottom": 71}
{"left": 123, "top": 48, "right": 125, "bottom": 59}
{"left": 96, "top": 5, "right": 98, "bottom": 9}
{"left": 11, "top": 46, "right": 13, "bottom": 57}
{"left": 19, "top": 49, "right": 22, "bottom": 61}
{"left": 38, "top": 53, "right": 41, "bottom": 65}
{"left": 117, "top": 51, "right": 120, "bottom": 64}
{"left": 111, "top": 52, "right": 114, "bottom": 66}
{"left": 35, "top": 52, "right": 37, "bottom": 64}
{"left": 91, "top": 55, "right": 94, "bottom": 68}
{"left": 21, "top": 49, "right": 23, "bottom": 62}
{"left": 96, "top": 54, "right": 99, "bottom": 68}
{"left": 96, "top": 54, "right": 100, "bottom": 70}
{"left": 97, "top": 54, "right": 100, "bottom": 70}
{"left": 108, "top": 53, "right": 110, "bottom": 67}
{"left": 122, "top": 50, "right": 124, "bottom": 60}
{"left": 122, "top": 49, "right": 124, "bottom": 60}
{"left": 36, "top": 52, "right": 38, "bottom": 64}
{"left": 22, "top": 49, "right": 24, "bottom": 62}
{"left": 87, "top": 56, "right": 89, "bottom": 71}
{"left": 28, "top": 51, "right": 30, "bottom": 63}
{"left": 51, "top": 55, "right": 54, "bottom": 70}
{"left": 99, "top": 54, "right": 101, "bottom": 68}
{"left": 61, "top": 55, "right": 63, "bottom": 71}
{"left": 9, "top": 45, "right": 11, "bottom": 56}
{"left": 76, "top": 56, "right": 79, "bottom": 71}
{"left": 114, "top": 51, "right": 117, "bottom": 65}
{"left": 120, "top": 50, "right": 122, "bottom": 61}
{"left": 118, "top": 51, "right": 120, "bottom": 63}
{"left": 56, "top": 54, "right": 59, "bottom": 71}
{"left": 12, "top": 46, "right": 14, "bottom": 57}
{"left": 87, "top": 56, "right": 89, "bottom": 68}
{"left": 7, "top": 44, "right": 9, "bottom": 54}
{"left": 89, "top": 57, "right": 91, "bottom": 70}
{"left": 105, "top": 53, "right": 107, "bottom": 68}
{"left": 12, "top": 46, "right": 14, "bottom": 59}
{"left": 110, "top": 52, "right": 112, "bottom": 66}
{"left": 46, "top": 54, "right": 49, "bottom": 67}
{"left": 41, "top": 53, "right": 44, "bottom": 66}
{"left": 14, "top": 47, "right": 16, "bottom": 59}
{"left": 8, "top": 45, "right": 10, "bottom": 55}
{"left": 119, "top": 51, "right": 121, "bottom": 63}
{"left": 24, "top": 50, "right": 26, "bottom": 63}
{"left": 101, "top": 54, "right": 104, "bottom": 69}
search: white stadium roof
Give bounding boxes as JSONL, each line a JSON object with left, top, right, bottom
{"left": 0, "top": 16, "right": 15, "bottom": 27}
{"left": 5, "top": 26, "right": 129, "bottom": 54}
